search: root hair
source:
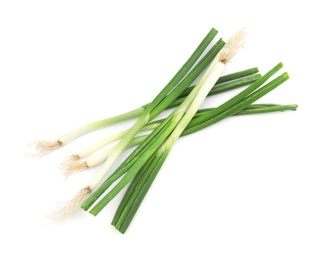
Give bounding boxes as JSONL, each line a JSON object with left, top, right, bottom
{"left": 48, "top": 186, "right": 91, "bottom": 221}
{"left": 219, "top": 29, "right": 246, "bottom": 64}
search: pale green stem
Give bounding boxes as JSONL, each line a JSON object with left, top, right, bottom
{"left": 86, "top": 135, "right": 148, "bottom": 167}
{"left": 58, "top": 107, "right": 144, "bottom": 145}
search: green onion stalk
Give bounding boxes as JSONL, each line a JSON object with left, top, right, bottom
{"left": 63, "top": 71, "right": 260, "bottom": 162}
{"left": 60, "top": 103, "right": 297, "bottom": 176}
{"left": 36, "top": 33, "right": 261, "bottom": 159}
{"left": 82, "top": 31, "right": 247, "bottom": 215}
{"left": 41, "top": 29, "right": 296, "bottom": 224}
{"left": 82, "top": 57, "right": 293, "bottom": 233}
{"left": 33, "top": 28, "right": 222, "bottom": 156}
{"left": 50, "top": 28, "right": 228, "bottom": 220}
{"left": 60, "top": 71, "right": 262, "bottom": 175}
{"left": 82, "top": 63, "right": 290, "bottom": 212}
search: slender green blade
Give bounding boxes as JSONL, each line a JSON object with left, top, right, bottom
{"left": 112, "top": 152, "right": 163, "bottom": 229}
{"left": 216, "top": 67, "right": 259, "bottom": 84}
{"left": 111, "top": 70, "right": 291, "bottom": 233}
{"left": 81, "top": 117, "right": 174, "bottom": 210}
{"left": 115, "top": 151, "right": 169, "bottom": 234}
{"left": 88, "top": 118, "right": 182, "bottom": 215}
{"left": 149, "top": 39, "right": 225, "bottom": 119}
{"left": 145, "top": 28, "right": 219, "bottom": 112}
{"left": 82, "top": 64, "right": 290, "bottom": 212}
{"left": 111, "top": 153, "right": 157, "bottom": 227}
{"left": 183, "top": 72, "right": 290, "bottom": 135}
{"left": 233, "top": 104, "right": 297, "bottom": 115}
{"left": 194, "top": 104, "right": 297, "bottom": 117}
{"left": 186, "top": 63, "right": 283, "bottom": 129}
{"left": 169, "top": 73, "right": 262, "bottom": 108}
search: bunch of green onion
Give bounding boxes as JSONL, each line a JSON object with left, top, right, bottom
{"left": 33, "top": 28, "right": 297, "bottom": 233}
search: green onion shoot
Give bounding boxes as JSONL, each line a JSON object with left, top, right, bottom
{"left": 31, "top": 28, "right": 297, "bottom": 232}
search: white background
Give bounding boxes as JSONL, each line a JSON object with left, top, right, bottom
{"left": 0, "top": 1, "right": 312, "bottom": 259}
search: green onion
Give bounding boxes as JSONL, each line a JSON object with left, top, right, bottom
{"left": 178, "top": 68, "right": 260, "bottom": 98}
{"left": 60, "top": 135, "right": 147, "bottom": 176}
{"left": 31, "top": 107, "right": 145, "bottom": 156}
{"left": 62, "top": 103, "right": 296, "bottom": 176}
{"left": 111, "top": 68, "right": 291, "bottom": 233}
{"left": 83, "top": 60, "right": 290, "bottom": 233}
{"left": 183, "top": 72, "right": 289, "bottom": 136}
{"left": 49, "top": 28, "right": 227, "bottom": 219}
{"left": 81, "top": 64, "right": 288, "bottom": 212}
{"left": 168, "top": 73, "right": 261, "bottom": 108}
{"left": 112, "top": 151, "right": 168, "bottom": 233}
{"left": 32, "top": 29, "right": 220, "bottom": 156}
{"left": 35, "top": 28, "right": 297, "bottom": 230}
{"left": 64, "top": 71, "right": 261, "bottom": 166}
{"left": 86, "top": 31, "right": 246, "bottom": 215}
{"left": 86, "top": 30, "right": 222, "bottom": 191}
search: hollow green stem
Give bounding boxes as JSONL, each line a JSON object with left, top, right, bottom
{"left": 195, "top": 104, "right": 297, "bottom": 117}
{"left": 81, "top": 116, "right": 176, "bottom": 210}
{"left": 184, "top": 63, "right": 283, "bottom": 130}
{"left": 111, "top": 71, "right": 291, "bottom": 234}
{"left": 144, "top": 28, "right": 219, "bottom": 112}
{"left": 111, "top": 153, "right": 157, "bottom": 227}
{"left": 232, "top": 104, "right": 298, "bottom": 115}
{"left": 61, "top": 66, "right": 260, "bottom": 150}
{"left": 88, "top": 54, "right": 225, "bottom": 215}
{"left": 113, "top": 150, "right": 169, "bottom": 233}
{"left": 87, "top": 29, "right": 222, "bottom": 191}
{"left": 183, "top": 72, "right": 290, "bottom": 135}
{"left": 169, "top": 73, "right": 261, "bottom": 108}
{"left": 219, "top": 67, "right": 259, "bottom": 83}
{"left": 88, "top": 114, "right": 184, "bottom": 215}
{"left": 83, "top": 64, "right": 290, "bottom": 212}
{"left": 78, "top": 72, "right": 261, "bottom": 159}
{"left": 83, "top": 51, "right": 221, "bottom": 209}
{"left": 81, "top": 102, "right": 297, "bottom": 211}
{"left": 148, "top": 39, "right": 225, "bottom": 119}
